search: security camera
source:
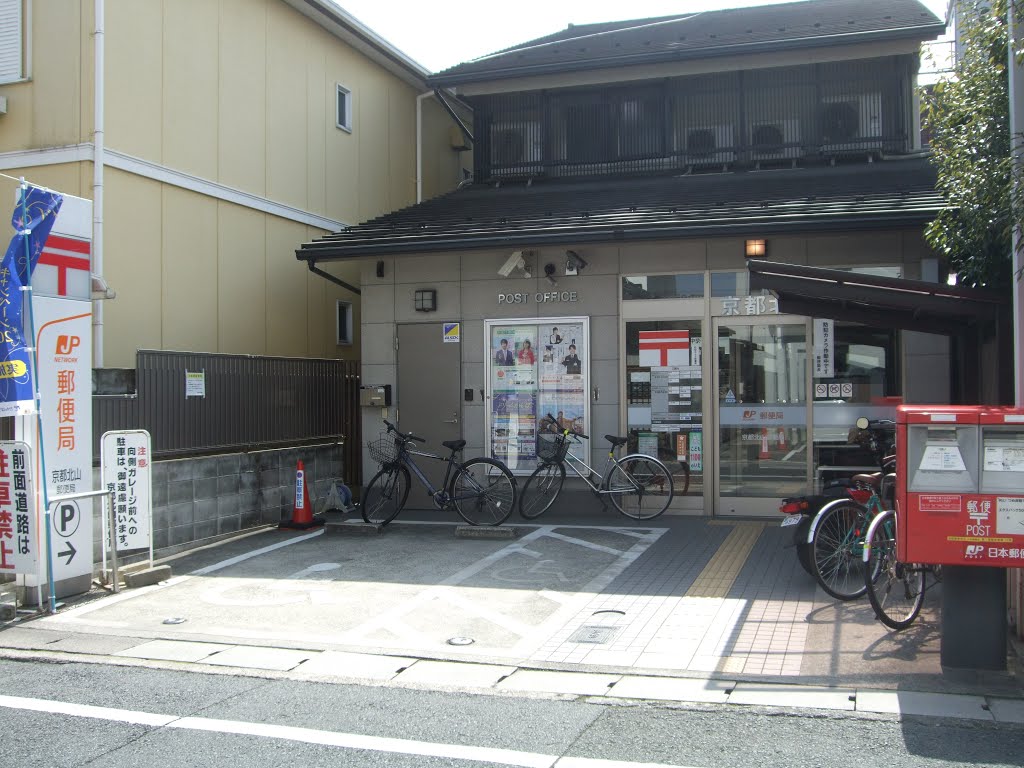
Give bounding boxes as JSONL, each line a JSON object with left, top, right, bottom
{"left": 498, "top": 250, "right": 526, "bottom": 277}
{"left": 544, "top": 262, "right": 558, "bottom": 286}
{"left": 565, "top": 250, "right": 588, "bottom": 276}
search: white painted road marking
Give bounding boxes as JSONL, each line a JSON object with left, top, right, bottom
{"left": 0, "top": 694, "right": 701, "bottom": 768}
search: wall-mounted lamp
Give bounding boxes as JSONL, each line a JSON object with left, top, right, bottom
{"left": 376, "top": 260, "right": 385, "bottom": 278}
{"left": 414, "top": 289, "right": 437, "bottom": 312}
{"left": 543, "top": 263, "right": 558, "bottom": 286}
{"left": 564, "top": 249, "right": 588, "bottom": 276}
{"left": 744, "top": 239, "right": 767, "bottom": 258}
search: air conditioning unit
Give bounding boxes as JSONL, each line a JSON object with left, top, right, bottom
{"left": 821, "top": 93, "right": 882, "bottom": 153}
{"left": 684, "top": 125, "right": 735, "bottom": 166}
{"left": 490, "top": 121, "right": 543, "bottom": 170}
{"left": 748, "top": 119, "right": 801, "bottom": 160}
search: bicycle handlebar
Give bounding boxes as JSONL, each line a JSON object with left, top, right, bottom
{"left": 545, "top": 413, "right": 589, "bottom": 440}
{"left": 382, "top": 419, "right": 425, "bottom": 443}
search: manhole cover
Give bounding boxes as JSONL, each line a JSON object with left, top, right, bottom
{"left": 162, "top": 617, "right": 187, "bottom": 625}
{"left": 568, "top": 626, "right": 620, "bottom": 644}
{"left": 447, "top": 636, "right": 475, "bottom": 646}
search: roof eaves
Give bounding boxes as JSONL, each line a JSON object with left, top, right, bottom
{"left": 297, "top": 206, "right": 944, "bottom": 261}
{"left": 429, "top": 23, "right": 945, "bottom": 87}
{"left": 283, "top": 0, "right": 431, "bottom": 87}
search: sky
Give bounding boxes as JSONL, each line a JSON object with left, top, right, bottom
{"left": 332, "top": 0, "right": 953, "bottom": 73}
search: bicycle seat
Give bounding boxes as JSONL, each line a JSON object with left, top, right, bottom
{"left": 604, "top": 435, "right": 628, "bottom": 448}
{"left": 852, "top": 472, "right": 882, "bottom": 490}
{"left": 442, "top": 439, "right": 466, "bottom": 452}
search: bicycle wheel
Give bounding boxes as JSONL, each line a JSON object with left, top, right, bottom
{"left": 604, "top": 455, "right": 673, "bottom": 520}
{"left": 519, "top": 462, "right": 565, "bottom": 520}
{"left": 360, "top": 464, "right": 410, "bottom": 526}
{"left": 864, "top": 510, "right": 925, "bottom": 630}
{"left": 450, "top": 458, "right": 516, "bottom": 525}
{"left": 810, "top": 500, "right": 870, "bottom": 600}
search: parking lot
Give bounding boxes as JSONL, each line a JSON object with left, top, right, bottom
{"left": 13, "top": 510, "right": 991, "bottom": 692}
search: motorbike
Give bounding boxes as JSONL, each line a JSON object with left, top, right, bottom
{"left": 780, "top": 417, "right": 896, "bottom": 576}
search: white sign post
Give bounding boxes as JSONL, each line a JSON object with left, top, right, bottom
{"left": 17, "top": 296, "right": 94, "bottom": 602}
{"left": 101, "top": 430, "right": 153, "bottom": 564}
{"left": 0, "top": 442, "right": 39, "bottom": 603}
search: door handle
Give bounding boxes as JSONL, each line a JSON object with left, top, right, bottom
{"left": 442, "top": 412, "right": 459, "bottom": 424}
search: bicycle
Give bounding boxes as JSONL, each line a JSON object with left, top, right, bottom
{"left": 361, "top": 419, "right": 517, "bottom": 527}
{"left": 862, "top": 509, "right": 942, "bottom": 630}
{"left": 518, "top": 413, "right": 681, "bottom": 521}
{"left": 807, "top": 417, "right": 894, "bottom": 600}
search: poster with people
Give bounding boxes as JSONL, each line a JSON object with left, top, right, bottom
{"left": 488, "top": 319, "right": 589, "bottom": 471}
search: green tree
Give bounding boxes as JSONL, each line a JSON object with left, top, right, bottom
{"left": 923, "top": 0, "right": 1023, "bottom": 290}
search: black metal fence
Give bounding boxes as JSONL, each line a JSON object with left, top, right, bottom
{"left": 472, "top": 54, "right": 917, "bottom": 181}
{"left": 93, "top": 350, "right": 362, "bottom": 485}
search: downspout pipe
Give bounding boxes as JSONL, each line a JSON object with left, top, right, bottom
{"left": 433, "top": 88, "right": 473, "bottom": 146}
{"left": 416, "top": 90, "right": 433, "bottom": 203}
{"left": 93, "top": 0, "right": 105, "bottom": 367}
{"left": 306, "top": 261, "right": 361, "bottom": 296}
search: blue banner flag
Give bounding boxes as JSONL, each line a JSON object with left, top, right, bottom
{"left": 0, "top": 185, "right": 64, "bottom": 416}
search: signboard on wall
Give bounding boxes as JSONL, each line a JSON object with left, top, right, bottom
{"left": 486, "top": 317, "right": 589, "bottom": 472}
{"left": 813, "top": 319, "right": 835, "bottom": 378}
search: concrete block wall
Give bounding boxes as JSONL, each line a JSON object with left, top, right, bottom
{"left": 91, "top": 442, "right": 345, "bottom": 561}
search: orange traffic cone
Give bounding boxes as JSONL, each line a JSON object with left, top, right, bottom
{"left": 758, "top": 429, "right": 770, "bottom": 460}
{"left": 279, "top": 460, "right": 325, "bottom": 530}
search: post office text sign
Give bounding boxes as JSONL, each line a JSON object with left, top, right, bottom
{"left": 498, "top": 291, "right": 578, "bottom": 305}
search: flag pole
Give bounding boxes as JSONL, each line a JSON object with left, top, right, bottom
{"left": 19, "top": 179, "right": 55, "bottom": 613}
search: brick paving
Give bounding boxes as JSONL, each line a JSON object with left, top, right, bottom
{"left": 529, "top": 517, "right": 818, "bottom": 676}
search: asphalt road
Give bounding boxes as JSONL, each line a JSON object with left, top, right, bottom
{"left": 2, "top": 658, "right": 1022, "bottom": 768}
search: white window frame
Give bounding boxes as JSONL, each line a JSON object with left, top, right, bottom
{"left": 336, "top": 84, "right": 352, "bottom": 133}
{"left": 0, "top": 0, "right": 25, "bottom": 84}
{"left": 336, "top": 300, "right": 353, "bottom": 345}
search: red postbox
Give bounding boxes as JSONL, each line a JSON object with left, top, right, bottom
{"left": 896, "top": 405, "right": 1024, "bottom": 567}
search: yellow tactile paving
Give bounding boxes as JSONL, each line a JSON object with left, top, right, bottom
{"left": 685, "top": 522, "right": 766, "bottom": 598}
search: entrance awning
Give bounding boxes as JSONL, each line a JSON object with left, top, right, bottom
{"left": 747, "top": 259, "right": 1006, "bottom": 336}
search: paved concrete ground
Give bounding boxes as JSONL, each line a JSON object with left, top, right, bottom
{"left": 2, "top": 504, "right": 1023, "bottom": 721}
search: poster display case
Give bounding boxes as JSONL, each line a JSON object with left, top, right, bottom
{"left": 485, "top": 317, "right": 590, "bottom": 473}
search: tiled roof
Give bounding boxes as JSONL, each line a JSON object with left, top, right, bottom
{"left": 430, "top": 0, "right": 944, "bottom": 86}
{"left": 296, "top": 159, "right": 943, "bottom": 262}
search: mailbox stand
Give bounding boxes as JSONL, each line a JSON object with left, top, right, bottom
{"left": 896, "top": 405, "right": 1024, "bottom": 670}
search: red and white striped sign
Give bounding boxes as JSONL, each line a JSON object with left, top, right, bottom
{"left": 639, "top": 330, "right": 690, "bottom": 367}
{"left": 36, "top": 194, "right": 92, "bottom": 300}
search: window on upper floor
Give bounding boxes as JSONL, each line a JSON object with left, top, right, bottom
{"left": 471, "top": 55, "right": 916, "bottom": 182}
{"left": 336, "top": 84, "right": 352, "bottom": 133}
{"left": 0, "top": 0, "right": 24, "bottom": 84}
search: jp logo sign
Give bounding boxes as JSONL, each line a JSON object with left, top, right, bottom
{"left": 55, "top": 335, "right": 81, "bottom": 355}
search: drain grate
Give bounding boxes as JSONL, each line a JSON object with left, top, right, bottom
{"left": 568, "top": 625, "right": 620, "bottom": 644}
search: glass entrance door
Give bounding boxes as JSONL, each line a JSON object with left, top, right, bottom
{"left": 714, "top": 318, "right": 809, "bottom": 516}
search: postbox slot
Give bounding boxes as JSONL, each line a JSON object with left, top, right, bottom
{"left": 981, "top": 426, "right": 1024, "bottom": 493}
{"left": 906, "top": 424, "right": 979, "bottom": 493}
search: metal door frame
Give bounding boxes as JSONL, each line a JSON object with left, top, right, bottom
{"left": 711, "top": 314, "right": 813, "bottom": 517}
{"left": 620, "top": 298, "right": 707, "bottom": 514}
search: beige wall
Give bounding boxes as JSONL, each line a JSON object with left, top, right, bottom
{"left": 0, "top": 0, "right": 462, "bottom": 368}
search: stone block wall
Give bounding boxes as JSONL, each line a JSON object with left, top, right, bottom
{"left": 91, "top": 441, "right": 345, "bottom": 561}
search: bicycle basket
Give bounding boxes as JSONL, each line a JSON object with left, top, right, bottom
{"left": 536, "top": 433, "right": 569, "bottom": 463}
{"left": 368, "top": 436, "right": 401, "bottom": 465}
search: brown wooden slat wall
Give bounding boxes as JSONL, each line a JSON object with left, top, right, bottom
{"left": 92, "top": 350, "right": 362, "bottom": 486}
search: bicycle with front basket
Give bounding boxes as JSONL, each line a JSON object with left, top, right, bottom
{"left": 517, "top": 413, "right": 681, "bottom": 520}
{"left": 362, "top": 419, "right": 517, "bottom": 526}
